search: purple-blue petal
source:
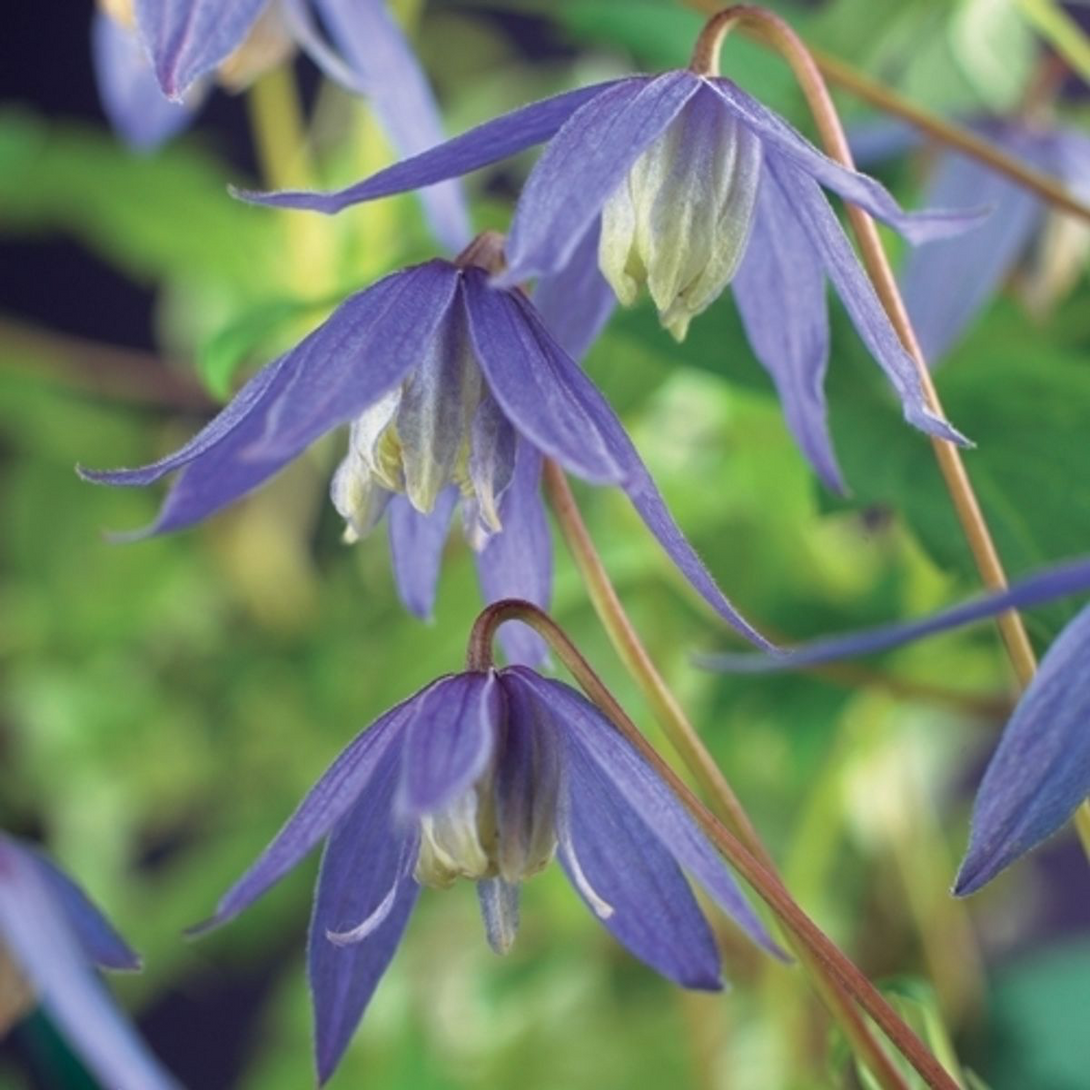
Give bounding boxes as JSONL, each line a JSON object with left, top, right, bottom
{"left": 195, "top": 696, "right": 415, "bottom": 931}
{"left": 732, "top": 166, "right": 844, "bottom": 492}
{"left": 699, "top": 555, "right": 1090, "bottom": 673}
{"left": 303, "top": 0, "right": 471, "bottom": 253}
{"left": 530, "top": 218, "right": 616, "bottom": 362}
{"left": 0, "top": 838, "right": 180, "bottom": 1090}
{"left": 308, "top": 746, "right": 420, "bottom": 1085}
{"left": 387, "top": 488, "right": 458, "bottom": 622}
{"left": 556, "top": 731, "right": 724, "bottom": 989}
{"left": 234, "top": 82, "right": 619, "bottom": 214}
{"left": 252, "top": 260, "right": 460, "bottom": 459}
{"left": 474, "top": 440, "right": 551, "bottom": 666}
{"left": 135, "top": 0, "right": 267, "bottom": 99}
{"left": 463, "top": 271, "right": 626, "bottom": 484}
{"left": 466, "top": 272, "right": 770, "bottom": 646}
{"left": 901, "top": 144, "right": 1043, "bottom": 363}
{"left": 78, "top": 350, "right": 296, "bottom": 489}
{"left": 711, "top": 79, "right": 988, "bottom": 244}
{"left": 502, "top": 72, "right": 701, "bottom": 284}
{"left": 396, "top": 672, "right": 500, "bottom": 817}
{"left": 769, "top": 157, "right": 970, "bottom": 447}
{"left": 955, "top": 600, "right": 1090, "bottom": 893}
{"left": 507, "top": 670, "right": 783, "bottom": 959}
{"left": 28, "top": 850, "right": 140, "bottom": 971}
{"left": 92, "top": 11, "right": 202, "bottom": 152}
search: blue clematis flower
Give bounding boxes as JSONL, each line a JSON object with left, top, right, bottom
{"left": 0, "top": 833, "right": 179, "bottom": 1090}
{"left": 699, "top": 554, "right": 1090, "bottom": 894}
{"left": 192, "top": 666, "right": 782, "bottom": 1084}
{"left": 853, "top": 117, "right": 1090, "bottom": 363}
{"left": 93, "top": 0, "right": 469, "bottom": 251}
{"left": 80, "top": 232, "right": 770, "bottom": 661}
{"left": 237, "top": 66, "right": 986, "bottom": 493}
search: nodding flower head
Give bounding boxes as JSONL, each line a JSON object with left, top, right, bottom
{"left": 0, "top": 833, "right": 179, "bottom": 1090}
{"left": 81, "top": 232, "right": 772, "bottom": 654}
{"left": 240, "top": 31, "right": 986, "bottom": 493}
{"left": 192, "top": 666, "right": 782, "bottom": 1084}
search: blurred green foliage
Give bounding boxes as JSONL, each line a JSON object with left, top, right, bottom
{"left": 2, "top": 1, "right": 1089, "bottom": 1088}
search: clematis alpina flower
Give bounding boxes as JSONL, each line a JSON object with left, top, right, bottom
{"left": 80, "top": 232, "right": 770, "bottom": 656}
{"left": 238, "top": 57, "right": 984, "bottom": 492}
{"left": 193, "top": 666, "right": 781, "bottom": 1083}
{"left": 700, "top": 554, "right": 1090, "bottom": 894}
{"left": 0, "top": 833, "right": 179, "bottom": 1090}
{"left": 93, "top": 0, "right": 469, "bottom": 250}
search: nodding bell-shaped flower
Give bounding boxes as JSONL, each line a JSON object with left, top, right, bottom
{"left": 238, "top": 25, "right": 987, "bottom": 493}
{"left": 191, "top": 666, "right": 782, "bottom": 1084}
{"left": 92, "top": 0, "right": 469, "bottom": 251}
{"left": 0, "top": 833, "right": 179, "bottom": 1090}
{"left": 80, "top": 232, "right": 771, "bottom": 662}
{"left": 699, "top": 553, "right": 1090, "bottom": 896}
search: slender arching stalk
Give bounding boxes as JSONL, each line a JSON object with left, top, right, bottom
{"left": 468, "top": 599, "right": 961, "bottom": 1090}
{"left": 542, "top": 463, "right": 914, "bottom": 1090}
{"left": 681, "top": 0, "right": 1090, "bottom": 225}
{"left": 689, "top": 3, "right": 1090, "bottom": 860}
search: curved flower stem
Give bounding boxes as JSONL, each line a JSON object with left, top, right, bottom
{"left": 541, "top": 462, "right": 912, "bottom": 1090}
{"left": 694, "top": 4, "right": 1090, "bottom": 860}
{"left": 682, "top": 0, "right": 1090, "bottom": 224}
{"left": 468, "top": 599, "right": 959, "bottom": 1090}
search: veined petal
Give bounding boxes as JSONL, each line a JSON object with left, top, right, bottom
{"left": 531, "top": 220, "right": 616, "bottom": 362}
{"left": 397, "top": 672, "right": 500, "bottom": 817}
{"left": 699, "top": 554, "right": 1090, "bottom": 673}
{"left": 503, "top": 73, "right": 701, "bottom": 284}
{"left": 508, "top": 670, "right": 782, "bottom": 958}
{"left": 78, "top": 351, "right": 296, "bottom": 488}
{"left": 901, "top": 146, "right": 1042, "bottom": 363}
{"left": 463, "top": 271, "right": 625, "bottom": 484}
{"left": 476, "top": 878, "right": 520, "bottom": 955}
{"left": 135, "top": 0, "right": 267, "bottom": 99}
{"left": 308, "top": 746, "right": 420, "bottom": 1085}
{"left": 387, "top": 488, "right": 458, "bottom": 621}
{"left": 770, "top": 158, "right": 970, "bottom": 446}
{"left": 195, "top": 694, "right": 418, "bottom": 931}
{"left": 466, "top": 273, "right": 770, "bottom": 646}
{"left": 92, "top": 11, "right": 202, "bottom": 151}
{"left": 0, "top": 840, "right": 180, "bottom": 1090}
{"left": 711, "top": 79, "right": 988, "bottom": 243}
{"left": 254, "top": 260, "right": 460, "bottom": 460}
{"left": 28, "top": 850, "right": 140, "bottom": 971}
{"left": 733, "top": 168, "right": 844, "bottom": 492}
{"left": 474, "top": 439, "right": 551, "bottom": 666}
{"left": 956, "top": 602, "right": 1090, "bottom": 894}
{"left": 234, "top": 82, "right": 619, "bottom": 213}
{"left": 556, "top": 728, "right": 723, "bottom": 989}
{"left": 302, "top": 0, "right": 471, "bottom": 252}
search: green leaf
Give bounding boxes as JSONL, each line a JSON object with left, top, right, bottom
{"left": 0, "top": 109, "right": 278, "bottom": 287}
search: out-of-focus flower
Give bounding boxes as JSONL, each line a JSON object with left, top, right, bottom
{"left": 193, "top": 666, "right": 781, "bottom": 1083}
{"left": 0, "top": 833, "right": 178, "bottom": 1090}
{"left": 80, "top": 233, "right": 771, "bottom": 661}
{"left": 239, "top": 66, "right": 986, "bottom": 493}
{"left": 853, "top": 116, "right": 1090, "bottom": 361}
{"left": 92, "top": 0, "right": 469, "bottom": 251}
{"left": 698, "top": 554, "right": 1090, "bottom": 893}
